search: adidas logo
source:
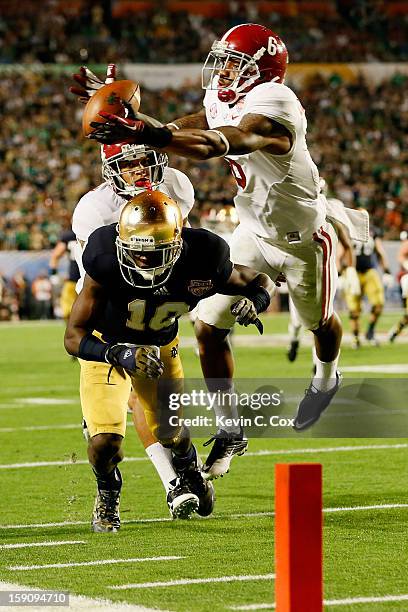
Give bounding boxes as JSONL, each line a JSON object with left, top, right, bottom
{"left": 153, "top": 286, "right": 170, "bottom": 296}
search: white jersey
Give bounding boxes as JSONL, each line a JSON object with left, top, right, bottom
{"left": 72, "top": 167, "right": 195, "bottom": 290}
{"left": 204, "top": 81, "right": 326, "bottom": 244}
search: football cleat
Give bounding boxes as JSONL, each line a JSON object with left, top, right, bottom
{"left": 351, "top": 336, "right": 361, "bottom": 350}
{"left": 293, "top": 372, "right": 342, "bottom": 432}
{"left": 287, "top": 340, "right": 299, "bottom": 362}
{"left": 365, "top": 326, "right": 379, "bottom": 345}
{"left": 173, "top": 445, "right": 215, "bottom": 517}
{"left": 202, "top": 429, "right": 248, "bottom": 480}
{"left": 92, "top": 488, "right": 121, "bottom": 532}
{"left": 166, "top": 481, "right": 199, "bottom": 519}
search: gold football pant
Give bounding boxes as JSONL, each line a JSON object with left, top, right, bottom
{"left": 61, "top": 280, "right": 77, "bottom": 320}
{"left": 79, "top": 336, "right": 183, "bottom": 443}
{"left": 345, "top": 268, "right": 384, "bottom": 313}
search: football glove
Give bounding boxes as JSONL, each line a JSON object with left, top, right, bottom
{"left": 70, "top": 64, "right": 116, "bottom": 103}
{"left": 89, "top": 112, "right": 173, "bottom": 147}
{"left": 231, "top": 298, "right": 263, "bottom": 334}
{"left": 382, "top": 271, "right": 394, "bottom": 290}
{"left": 105, "top": 343, "right": 164, "bottom": 379}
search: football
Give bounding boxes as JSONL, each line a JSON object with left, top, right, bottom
{"left": 82, "top": 79, "right": 141, "bottom": 137}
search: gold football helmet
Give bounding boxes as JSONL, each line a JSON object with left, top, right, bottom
{"left": 116, "top": 190, "right": 183, "bottom": 288}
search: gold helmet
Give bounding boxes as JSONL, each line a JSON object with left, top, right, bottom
{"left": 116, "top": 190, "right": 183, "bottom": 288}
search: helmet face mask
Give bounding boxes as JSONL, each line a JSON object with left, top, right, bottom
{"left": 202, "top": 24, "right": 288, "bottom": 104}
{"left": 116, "top": 191, "right": 183, "bottom": 289}
{"left": 102, "top": 143, "right": 168, "bottom": 197}
{"left": 202, "top": 42, "right": 261, "bottom": 104}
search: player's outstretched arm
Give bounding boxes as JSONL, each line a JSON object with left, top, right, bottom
{"left": 90, "top": 111, "right": 291, "bottom": 159}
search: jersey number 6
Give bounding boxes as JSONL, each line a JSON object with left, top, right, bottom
{"left": 126, "top": 299, "right": 189, "bottom": 332}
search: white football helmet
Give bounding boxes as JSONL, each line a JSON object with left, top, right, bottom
{"left": 101, "top": 142, "right": 168, "bottom": 197}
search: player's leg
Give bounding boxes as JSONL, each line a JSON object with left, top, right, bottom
{"left": 287, "top": 295, "right": 302, "bottom": 361}
{"left": 389, "top": 274, "right": 408, "bottom": 341}
{"left": 60, "top": 280, "right": 77, "bottom": 324}
{"left": 365, "top": 269, "right": 384, "bottom": 344}
{"left": 287, "top": 223, "right": 343, "bottom": 430}
{"left": 80, "top": 359, "right": 131, "bottom": 532}
{"left": 195, "top": 226, "right": 283, "bottom": 478}
{"left": 132, "top": 337, "right": 213, "bottom": 518}
{"left": 344, "top": 275, "right": 362, "bottom": 348}
{"left": 129, "top": 390, "right": 184, "bottom": 504}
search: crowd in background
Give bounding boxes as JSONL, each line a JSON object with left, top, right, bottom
{"left": 1, "top": 1, "right": 407, "bottom": 64}
{"left": 0, "top": 1, "right": 407, "bottom": 319}
{"left": 0, "top": 70, "right": 406, "bottom": 254}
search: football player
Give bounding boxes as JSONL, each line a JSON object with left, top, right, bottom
{"left": 64, "top": 190, "right": 275, "bottom": 531}
{"left": 49, "top": 229, "right": 80, "bottom": 323}
{"left": 71, "top": 140, "right": 198, "bottom": 522}
{"left": 345, "top": 227, "right": 393, "bottom": 347}
{"left": 389, "top": 231, "right": 408, "bottom": 342}
{"left": 87, "top": 24, "right": 371, "bottom": 442}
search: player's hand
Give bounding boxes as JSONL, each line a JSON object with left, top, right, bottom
{"left": 89, "top": 113, "right": 147, "bottom": 144}
{"left": 274, "top": 272, "right": 286, "bottom": 287}
{"left": 105, "top": 343, "right": 164, "bottom": 378}
{"left": 89, "top": 111, "right": 173, "bottom": 148}
{"left": 231, "top": 298, "right": 258, "bottom": 327}
{"left": 382, "top": 272, "right": 394, "bottom": 289}
{"left": 69, "top": 64, "right": 116, "bottom": 103}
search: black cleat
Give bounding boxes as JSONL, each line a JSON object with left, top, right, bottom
{"left": 166, "top": 481, "right": 199, "bottom": 519}
{"left": 202, "top": 429, "right": 248, "bottom": 480}
{"left": 287, "top": 340, "right": 299, "bottom": 362}
{"left": 293, "top": 372, "right": 342, "bottom": 432}
{"left": 92, "top": 489, "right": 121, "bottom": 532}
{"left": 172, "top": 445, "right": 215, "bottom": 517}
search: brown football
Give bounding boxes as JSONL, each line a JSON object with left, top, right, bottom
{"left": 82, "top": 80, "right": 141, "bottom": 137}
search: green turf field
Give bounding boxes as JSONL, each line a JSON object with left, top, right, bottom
{"left": 0, "top": 314, "right": 407, "bottom": 611}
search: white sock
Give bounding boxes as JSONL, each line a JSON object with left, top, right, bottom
{"left": 211, "top": 385, "right": 241, "bottom": 435}
{"left": 289, "top": 323, "right": 302, "bottom": 342}
{"left": 312, "top": 349, "right": 340, "bottom": 392}
{"left": 145, "top": 442, "right": 178, "bottom": 493}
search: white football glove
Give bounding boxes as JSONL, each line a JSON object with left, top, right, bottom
{"left": 382, "top": 272, "right": 394, "bottom": 290}
{"left": 70, "top": 64, "right": 116, "bottom": 103}
{"left": 343, "top": 266, "right": 361, "bottom": 296}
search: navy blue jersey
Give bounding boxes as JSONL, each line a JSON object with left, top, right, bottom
{"left": 354, "top": 230, "right": 379, "bottom": 272}
{"left": 82, "top": 224, "right": 233, "bottom": 346}
{"left": 60, "top": 230, "right": 80, "bottom": 282}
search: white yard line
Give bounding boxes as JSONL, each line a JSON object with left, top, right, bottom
{"left": 10, "top": 555, "right": 183, "bottom": 571}
{"left": 109, "top": 574, "right": 275, "bottom": 591}
{"left": 230, "top": 594, "right": 408, "bottom": 609}
{"left": 0, "top": 580, "right": 169, "bottom": 611}
{"left": 0, "top": 424, "right": 80, "bottom": 433}
{"left": 2, "top": 442, "right": 407, "bottom": 470}
{"left": 1, "top": 502, "right": 407, "bottom": 531}
{"left": 0, "top": 540, "right": 85, "bottom": 550}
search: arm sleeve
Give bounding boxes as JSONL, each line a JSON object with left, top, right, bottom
{"left": 81, "top": 232, "right": 104, "bottom": 284}
{"left": 210, "top": 235, "right": 234, "bottom": 287}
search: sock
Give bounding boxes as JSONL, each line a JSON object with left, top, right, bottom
{"left": 211, "top": 385, "right": 241, "bottom": 435}
{"left": 145, "top": 442, "right": 179, "bottom": 493}
{"left": 312, "top": 349, "right": 340, "bottom": 392}
{"left": 289, "top": 323, "right": 302, "bottom": 342}
{"left": 367, "top": 321, "right": 375, "bottom": 334}
{"left": 93, "top": 466, "right": 122, "bottom": 492}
